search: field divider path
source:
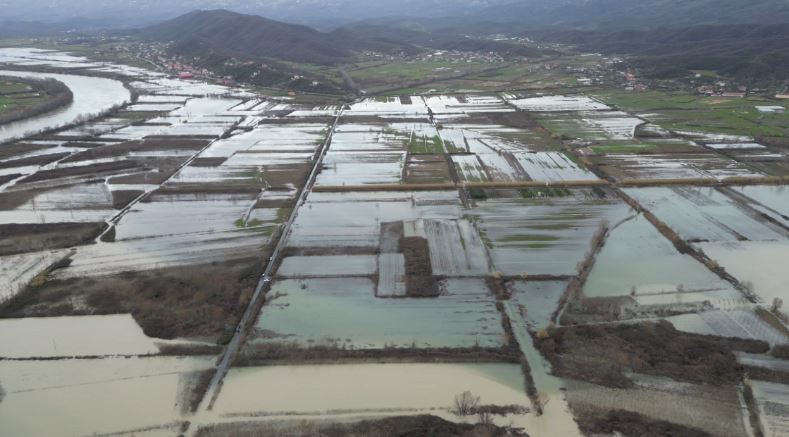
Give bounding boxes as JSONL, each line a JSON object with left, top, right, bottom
{"left": 190, "top": 108, "right": 346, "bottom": 423}
{"left": 94, "top": 117, "right": 245, "bottom": 242}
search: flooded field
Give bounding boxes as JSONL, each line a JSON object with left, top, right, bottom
{"left": 0, "top": 356, "right": 215, "bottom": 436}
{"left": 250, "top": 277, "right": 505, "bottom": 349}
{"left": 667, "top": 308, "right": 789, "bottom": 346}
{"left": 751, "top": 381, "right": 789, "bottom": 437}
{"left": 503, "top": 94, "right": 610, "bottom": 112}
{"left": 0, "top": 314, "right": 159, "bottom": 358}
{"left": 584, "top": 215, "right": 738, "bottom": 301}
{"left": 287, "top": 190, "right": 461, "bottom": 248}
{"left": 213, "top": 362, "right": 529, "bottom": 415}
{"left": 565, "top": 376, "right": 749, "bottom": 437}
{"left": 734, "top": 185, "right": 789, "bottom": 228}
{"left": 594, "top": 152, "right": 764, "bottom": 181}
{"left": 468, "top": 190, "right": 631, "bottom": 276}
{"left": 538, "top": 111, "right": 644, "bottom": 141}
{"left": 698, "top": 241, "right": 789, "bottom": 316}
{"left": 624, "top": 186, "right": 786, "bottom": 242}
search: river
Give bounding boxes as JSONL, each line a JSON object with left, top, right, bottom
{"left": 0, "top": 69, "right": 131, "bottom": 144}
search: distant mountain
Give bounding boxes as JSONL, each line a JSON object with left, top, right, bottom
{"left": 0, "top": 19, "right": 97, "bottom": 37}
{"left": 348, "top": 0, "right": 789, "bottom": 34}
{"left": 142, "top": 10, "right": 418, "bottom": 65}
{"left": 476, "top": 0, "right": 789, "bottom": 30}
{"left": 533, "top": 23, "right": 789, "bottom": 82}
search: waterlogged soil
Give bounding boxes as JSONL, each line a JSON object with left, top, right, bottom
{"left": 535, "top": 320, "right": 767, "bottom": 388}
{"left": 573, "top": 408, "right": 713, "bottom": 437}
{"left": 0, "top": 259, "right": 263, "bottom": 342}
{"left": 0, "top": 222, "right": 105, "bottom": 255}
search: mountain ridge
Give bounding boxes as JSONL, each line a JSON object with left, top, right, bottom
{"left": 140, "top": 9, "right": 416, "bottom": 65}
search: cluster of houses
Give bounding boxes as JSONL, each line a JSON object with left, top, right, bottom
{"left": 696, "top": 81, "right": 748, "bottom": 97}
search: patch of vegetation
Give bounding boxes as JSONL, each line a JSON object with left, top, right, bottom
{"left": 0, "top": 222, "right": 106, "bottom": 256}
{"left": 0, "top": 76, "right": 73, "bottom": 125}
{"left": 111, "top": 190, "right": 143, "bottom": 209}
{"left": 407, "top": 134, "right": 444, "bottom": 154}
{"left": 399, "top": 236, "right": 439, "bottom": 297}
{"left": 351, "top": 60, "right": 466, "bottom": 81}
{"left": 195, "top": 414, "right": 524, "bottom": 437}
{"left": 575, "top": 408, "right": 712, "bottom": 437}
{"left": 536, "top": 320, "right": 768, "bottom": 388}
{"left": 0, "top": 260, "right": 264, "bottom": 343}
{"left": 234, "top": 217, "right": 266, "bottom": 229}
{"left": 593, "top": 90, "right": 789, "bottom": 139}
{"left": 468, "top": 187, "right": 488, "bottom": 200}
{"left": 519, "top": 187, "right": 571, "bottom": 198}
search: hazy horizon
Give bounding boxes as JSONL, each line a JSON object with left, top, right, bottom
{"left": 0, "top": 0, "right": 517, "bottom": 28}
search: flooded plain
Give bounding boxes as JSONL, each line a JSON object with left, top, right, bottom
{"left": 2, "top": 47, "right": 789, "bottom": 437}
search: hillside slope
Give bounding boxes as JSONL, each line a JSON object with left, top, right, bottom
{"left": 142, "top": 10, "right": 413, "bottom": 64}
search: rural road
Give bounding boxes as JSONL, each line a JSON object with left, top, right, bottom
{"left": 192, "top": 107, "right": 345, "bottom": 417}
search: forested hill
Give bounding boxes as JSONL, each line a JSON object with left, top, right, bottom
{"left": 140, "top": 10, "right": 415, "bottom": 65}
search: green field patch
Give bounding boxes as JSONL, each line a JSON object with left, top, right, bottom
{"left": 593, "top": 90, "right": 789, "bottom": 138}
{"left": 351, "top": 60, "right": 466, "bottom": 81}
{"left": 519, "top": 187, "right": 572, "bottom": 198}
{"left": 406, "top": 134, "right": 444, "bottom": 154}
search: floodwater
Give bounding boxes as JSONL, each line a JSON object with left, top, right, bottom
{"left": 253, "top": 278, "right": 504, "bottom": 349}
{"left": 0, "top": 249, "right": 67, "bottom": 301}
{"left": 734, "top": 185, "right": 789, "bottom": 228}
{"left": 584, "top": 215, "right": 737, "bottom": 297}
{"left": 750, "top": 380, "right": 789, "bottom": 437}
{"left": 503, "top": 301, "right": 583, "bottom": 436}
{"left": 0, "top": 356, "right": 214, "bottom": 437}
{"left": 277, "top": 255, "right": 378, "bottom": 277}
{"left": 0, "top": 70, "right": 131, "bottom": 143}
{"left": 213, "top": 363, "right": 528, "bottom": 415}
{"left": 0, "top": 314, "right": 158, "bottom": 358}
{"left": 668, "top": 308, "right": 789, "bottom": 346}
{"left": 698, "top": 241, "right": 789, "bottom": 317}
{"left": 469, "top": 194, "right": 631, "bottom": 276}
{"left": 625, "top": 186, "right": 785, "bottom": 242}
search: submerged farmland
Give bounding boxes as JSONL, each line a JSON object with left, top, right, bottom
{"left": 1, "top": 46, "right": 789, "bottom": 437}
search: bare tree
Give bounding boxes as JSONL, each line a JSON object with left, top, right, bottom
{"left": 453, "top": 390, "right": 480, "bottom": 416}
{"left": 773, "top": 297, "right": 784, "bottom": 313}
